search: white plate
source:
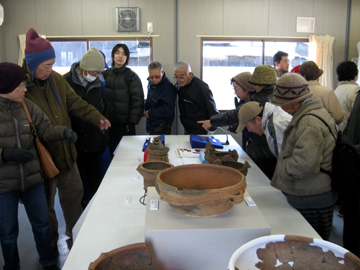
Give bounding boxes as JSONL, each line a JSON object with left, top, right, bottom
{"left": 228, "top": 234, "right": 359, "bottom": 270}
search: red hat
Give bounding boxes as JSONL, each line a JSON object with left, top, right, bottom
{"left": 290, "top": 65, "right": 300, "bottom": 74}
{"left": 25, "top": 28, "right": 55, "bottom": 77}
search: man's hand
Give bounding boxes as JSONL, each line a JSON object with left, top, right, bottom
{"left": 197, "top": 120, "right": 212, "bottom": 131}
{"left": 63, "top": 128, "right": 78, "bottom": 144}
{"left": 144, "top": 111, "right": 149, "bottom": 118}
{"left": 100, "top": 119, "right": 111, "bottom": 130}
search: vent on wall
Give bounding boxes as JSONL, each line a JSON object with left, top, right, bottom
{"left": 116, "top": 7, "right": 140, "bottom": 32}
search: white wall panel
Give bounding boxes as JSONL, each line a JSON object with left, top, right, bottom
{"left": 224, "top": 0, "right": 270, "bottom": 36}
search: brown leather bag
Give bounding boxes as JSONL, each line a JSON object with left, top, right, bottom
{"left": 22, "top": 100, "right": 60, "bottom": 179}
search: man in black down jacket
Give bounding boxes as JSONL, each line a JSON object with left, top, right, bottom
{"left": 340, "top": 91, "right": 360, "bottom": 257}
{"left": 175, "top": 62, "right": 219, "bottom": 134}
{"left": 64, "top": 48, "right": 109, "bottom": 205}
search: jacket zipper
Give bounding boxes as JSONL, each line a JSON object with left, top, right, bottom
{"left": 9, "top": 102, "right": 25, "bottom": 192}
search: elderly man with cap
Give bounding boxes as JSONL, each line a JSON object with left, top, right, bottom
{"left": 0, "top": 62, "right": 77, "bottom": 270}
{"left": 236, "top": 101, "right": 291, "bottom": 159}
{"left": 240, "top": 64, "right": 279, "bottom": 179}
{"left": 270, "top": 73, "right": 338, "bottom": 240}
{"left": 22, "top": 28, "right": 111, "bottom": 255}
{"left": 299, "top": 61, "right": 344, "bottom": 124}
{"left": 64, "top": 48, "right": 109, "bottom": 207}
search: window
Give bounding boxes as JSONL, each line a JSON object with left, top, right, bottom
{"left": 49, "top": 37, "right": 152, "bottom": 94}
{"left": 202, "top": 38, "right": 310, "bottom": 110}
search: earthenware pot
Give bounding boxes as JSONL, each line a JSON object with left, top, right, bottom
{"left": 88, "top": 242, "right": 154, "bottom": 270}
{"left": 155, "top": 164, "right": 247, "bottom": 216}
{"left": 204, "top": 141, "right": 239, "bottom": 164}
{"left": 137, "top": 161, "right": 174, "bottom": 190}
{"left": 220, "top": 160, "right": 251, "bottom": 176}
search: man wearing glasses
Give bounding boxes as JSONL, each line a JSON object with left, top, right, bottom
{"left": 174, "top": 61, "right": 219, "bottom": 134}
{"left": 145, "top": 61, "right": 176, "bottom": 135}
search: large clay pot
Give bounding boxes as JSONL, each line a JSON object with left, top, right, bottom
{"left": 155, "top": 164, "right": 246, "bottom": 216}
{"left": 88, "top": 242, "right": 154, "bottom": 270}
{"left": 137, "top": 161, "right": 174, "bottom": 191}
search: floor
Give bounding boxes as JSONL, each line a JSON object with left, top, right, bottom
{"left": 0, "top": 195, "right": 345, "bottom": 270}
{"left": 0, "top": 192, "right": 71, "bottom": 270}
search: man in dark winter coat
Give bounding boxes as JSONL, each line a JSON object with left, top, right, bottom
{"left": 246, "top": 65, "right": 278, "bottom": 179}
{"left": 340, "top": 90, "right": 360, "bottom": 256}
{"left": 175, "top": 61, "right": 219, "bottom": 134}
{"left": 64, "top": 47, "right": 109, "bottom": 205}
{"left": 102, "top": 44, "right": 144, "bottom": 157}
{"left": 145, "top": 61, "right": 176, "bottom": 134}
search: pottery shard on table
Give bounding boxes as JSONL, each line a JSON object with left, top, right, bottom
{"left": 88, "top": 243, "right": 154, "bottom": 270}
{"left": 147, "top": 136, "right": 169, "bottom": 162}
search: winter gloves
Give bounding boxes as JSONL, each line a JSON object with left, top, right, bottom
{"left": 63, "top": 128, "right": 78, "bottom": 144}
{"left": 2, "top": 148, "right": 35, "bottom": 163}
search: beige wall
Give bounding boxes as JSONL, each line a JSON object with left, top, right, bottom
{"left": 349, "top": 0, "right": 360, "bottom": 61}
{"left": 0, "top": 0, "right": 356, "bottom": 136}
{"left": 0, "top": 0, "right": 351, "bottom": 79}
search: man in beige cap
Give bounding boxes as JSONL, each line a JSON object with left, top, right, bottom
{"left": 64, "top": 47, "right": 109, "bottom": 207}
{"left": 270, "top": 73, "right": 338, "bottom": 240}
{"left": 299, "top": 61, "right": 344, "bottom": 124}
{"left": 236, "top": 101, "right": 291, "bottom": 158}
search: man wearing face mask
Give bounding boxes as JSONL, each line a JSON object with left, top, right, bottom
{"left": 64, "top": 47, "right": 109, "bottom": 207}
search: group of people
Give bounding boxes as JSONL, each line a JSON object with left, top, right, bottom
{"left": 197, "top": 51, "right": 360, "bottom": 256}
{"left": 1, "top": 26, "right": 360, "bottom": 270}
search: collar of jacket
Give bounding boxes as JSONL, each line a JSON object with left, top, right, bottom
{"left": 111, "top": 65, "right": 127, "bottom": 74}
{"left": 338, "top": 80, "right": 358, "bottom": 86}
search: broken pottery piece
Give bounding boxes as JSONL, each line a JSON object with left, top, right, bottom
{"left": 88, "top": 243, "right": 154, "bottom": 270}
{"left": 204, "top": 141, "right": 239, "bottom": 164}
{"left": 147, "top": 137, "right": 169, "bottom": 162}
{"left": 220, "top": 160, "right": 251, "bottom": 176}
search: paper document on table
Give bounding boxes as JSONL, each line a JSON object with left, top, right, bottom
{"left": 176, "top": 148, "right": 203, "bottom": 158}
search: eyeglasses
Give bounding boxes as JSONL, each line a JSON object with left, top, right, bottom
{"left": 88, "top": 71, "right": 101, "bottom": 75}
{"left": 173, "top": 75, "right": 186, "bottom": 81}
{"left": 149, "top": 75, "right": 161, "bottom": 80}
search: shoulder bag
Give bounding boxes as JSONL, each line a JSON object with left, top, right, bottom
{"left": 21, "top": 100, "right": 60, "bottom": 179}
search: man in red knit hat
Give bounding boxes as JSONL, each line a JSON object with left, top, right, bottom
{"left": 22, "top": 28, "right": 111, "bottom": 255}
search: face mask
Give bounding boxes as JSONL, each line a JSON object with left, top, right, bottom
{"left": 84, "top": 72, "right": 97, "bottom": 82}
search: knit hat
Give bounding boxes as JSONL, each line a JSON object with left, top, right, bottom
{"left": 231, "top": 72, "right": 255, "bottom": 92}
{"left": 248, "top": 65, "right": 277, "bottom": 85}
{"left": 25, "top": 28, "right": 56, "bottom": 78}
{"left": 80, "top": 48, "right": 105, "bottom": 72}
{"left": 236, "top": 101, "right": 263, "bottom": 133}
{"left": 270, "top": 73, "right": 313, "bottom": 106}
{"left": 290, "top": 65, "right": 300, "bottom": 74}
{"left": 0, "top": 62, "right": 27, "bottom": 94}
{"left": 299, "top": 61, "right": 323, "bottom": 81}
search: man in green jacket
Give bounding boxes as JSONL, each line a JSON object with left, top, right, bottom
{"left": 23, "top": 28, "right": 111, "bottom": 254}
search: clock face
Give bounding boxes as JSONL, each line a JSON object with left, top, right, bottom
{"left": 0, "top": 4, "right": 4, "bottom": 26}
